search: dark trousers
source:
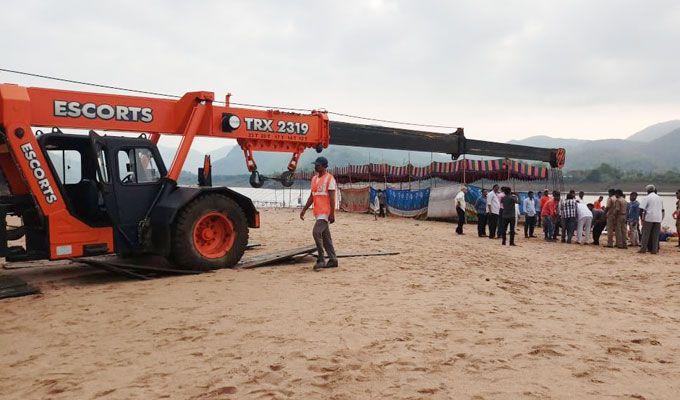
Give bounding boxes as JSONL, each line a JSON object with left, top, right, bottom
{"left": 640, "top": 221, "right": 661, "bottom": 253}
{"left": 488, "top": 213, "right": 499, "bottom": 239}
{"left": 542, "top": 216, "right": 554, "bottom": 240}
{"left": 379, "top": 205, "right": 385, "bottom": 218}
{"left": 313, "top": 219, "right": 336, "bottom": 260}
{"left": 524, "top": 215, "right": 536, "bottom": 237}
{"left": 456, "top": 206, "right": 465, "bottom": 234}
{"left": 477, "top": 213, "right": 488, "bottom": 237}
{"left": 537, "top": 213, "right": 542, "bottom": 227}
{"left": 497, "top": 210, "right": 505, "bottom": 237}
{"left": 592, "top": 221, "right": 606, "bottom": 245}
{"left": 553, "top": 217, "right": 562, "bottom": 240}
{"left": 501, "top": 216, "right": 516, "bottom": 245}
{"left": 562, "top": 217, "right": 577, "bottom": 243}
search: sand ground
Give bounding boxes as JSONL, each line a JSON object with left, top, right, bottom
{"left": 1, "top": 208, "right": 679, "bottom": 399}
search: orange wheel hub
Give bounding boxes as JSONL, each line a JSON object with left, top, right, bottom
{"left": 193, "top": 212, "right": 235, "bottom": 259}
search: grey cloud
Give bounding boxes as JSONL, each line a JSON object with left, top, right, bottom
{"left": 1, "top": 0, "right": 679, "bottom": 140}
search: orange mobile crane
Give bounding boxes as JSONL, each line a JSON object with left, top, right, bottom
{"left": 0, "top": 83, "right": 565, "bottom": 269}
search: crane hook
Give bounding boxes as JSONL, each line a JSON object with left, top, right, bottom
{"left": 249, "top": 171, "right": 265, "bottom": 188}
{"left": 279, "top": 171, "right": 295, "bottom": 187}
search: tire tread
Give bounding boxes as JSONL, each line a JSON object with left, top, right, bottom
{"left": 171, "top": 194, "right": 248, "bottom": 269}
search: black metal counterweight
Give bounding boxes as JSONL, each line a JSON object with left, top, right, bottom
{"left": 328, "top": 121, "right": 563, "bottom": 168}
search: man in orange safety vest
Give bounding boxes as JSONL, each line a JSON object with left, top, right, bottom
{"left": 300, "top": 157, "right": 338, "bottom": 270}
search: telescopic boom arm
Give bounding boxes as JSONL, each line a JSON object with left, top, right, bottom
{"left": 328, "top": 122, "right": 566, "bottom": 168}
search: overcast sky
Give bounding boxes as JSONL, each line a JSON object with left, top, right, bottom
{"left": 2, "top": 0, "right": 680, "bottom": 151}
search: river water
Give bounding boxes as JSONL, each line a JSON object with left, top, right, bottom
{"left": 231, "top": 187, "right": 311, "bottom": 208}
{"left": 581, "top": 193, "right": 678, "bottom": 230}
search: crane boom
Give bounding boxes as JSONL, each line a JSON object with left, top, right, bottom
{"left": 328, "top": 121, "right": 565, "bottom": 168}
{"left": 4, "top": 85, "right": 565, "bottom": 189}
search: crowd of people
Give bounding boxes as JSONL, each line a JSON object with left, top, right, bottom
{"left": 303, "top": 158, "right": 679, "bottom": 272}
{"left": 456, "top": 184, "right": 680, "bottom": 254}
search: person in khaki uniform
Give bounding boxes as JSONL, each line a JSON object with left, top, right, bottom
{"left": 604, "top": 189, "right": 617, "bottom": 248}
{"left": 615, "top": 189, "right": 628, "bottom": 249}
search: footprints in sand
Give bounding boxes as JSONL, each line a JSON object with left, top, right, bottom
{"left": 93, "top": 388, "right": 117, "bottom": 398}
{"left": 36, "top": 378, "right": 81, "bottom": 396}
{"left": 528, "top": 344, "right": 565, "bottom": 357}
{"left": 269, "top": 363, "right": 283, "bottom": 371}
{"left": 631, "top": 337, "right": 661, "bottom": 346}
{"left": 191, "top": 386, "right": 237, "bottom": 399}
{"left": 607, "top": 345, "right": 636, "bottom": 355}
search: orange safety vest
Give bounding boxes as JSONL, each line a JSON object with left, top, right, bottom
{"left": 311, "top": 173, "right": 336, "bottom": 217}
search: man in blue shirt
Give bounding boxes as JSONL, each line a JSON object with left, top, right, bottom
{"left": 627, "top": 191, "right": 641, "bottom": 246}
{"left": 523, "top": 191, "right": 538, "bottom": 238}
{"left": 475, "top": 189, "right": 488, "bottom": 237}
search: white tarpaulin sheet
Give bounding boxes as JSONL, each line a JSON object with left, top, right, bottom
{"left": 426, "top": 186, "right": 458, "bottom": 219}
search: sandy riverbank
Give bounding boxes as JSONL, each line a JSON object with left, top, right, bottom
{"left": 1, "top": 208, "right": 679, "bottom": 399}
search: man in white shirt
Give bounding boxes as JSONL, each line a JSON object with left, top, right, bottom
{"left": 639, "top": 184, "right": 663, "bottom": 254}
{"left": 486, "top": 184, "right": 501, "bottom": 239}
{"left": 522, "top": 191, "right": 537, "bottom": 238}
{"left": 576, "top": 201, "right": 593, "bottom": 245}
{"left": 577, "top": 191, "right": 585, "bottom": 203}
{"left": 496, "top": 189, "right": 507, "bottom": 238}
{"left": 455, "top": 186, "right": 468, "bottom": 235}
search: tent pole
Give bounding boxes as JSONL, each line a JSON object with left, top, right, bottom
{"left": 349, "top": 162, "right": 352, "bottom": 185}
{"left": 463, "top": 154, "right": 467, "bottom": 185}
{"left": 368, "top": 152, "right": 372, "bottom": 186}
{"left": 480, "top": 157, "right": 484, "bottom": 191}
{"left": 383, "top": 153, "right": 387, "bottom": 191}
{"left": 430, "top": 152, "right": 435, "bottom": 189}
{"left": 507, "top": 158, "right": 511, "bottom": 188}
{"left": 408, "top": 152, "right": 411, "bottom": 191}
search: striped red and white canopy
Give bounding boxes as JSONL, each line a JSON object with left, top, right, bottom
{"left": 296, "top": 158, "right": 551, "bottom": 184}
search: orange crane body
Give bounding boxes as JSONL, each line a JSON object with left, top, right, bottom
{"left": 1, "top": 84, "right": 328, "bottom": 265}
{"left": 0, "top": 83, "right": 564, "bottom": 269}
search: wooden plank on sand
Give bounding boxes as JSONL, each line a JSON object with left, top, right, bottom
{"left": 330, "top": 251, "right": 400, "bottom": 258}
{"left": 296, "top": 251, "right": 400, "bottom": 259}
{"left": 238, "top": 245, "right": 317, "bottom": 269}
{"left": 0, "top": 274, "right": 40, "bottom": 299}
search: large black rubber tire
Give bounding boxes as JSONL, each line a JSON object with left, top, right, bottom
{"left": 171, "top": 194, "right": 249, "bottom": 270}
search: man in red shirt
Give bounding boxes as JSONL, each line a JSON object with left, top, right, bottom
{"left": 540, "top": 189, "right": 551, "bottom": 211}
{"left": 541, "top": 192, "right": 557, "bottom": 242}
{"left": 593, "top": 196, "right": 604, "bottom": 210}
{"left": 300, "top": 157, "right": 338, "bottom": 270}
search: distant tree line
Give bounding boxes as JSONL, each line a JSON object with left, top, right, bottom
{"left": 566, "top": 163, "right": 680, "bottom": 183}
